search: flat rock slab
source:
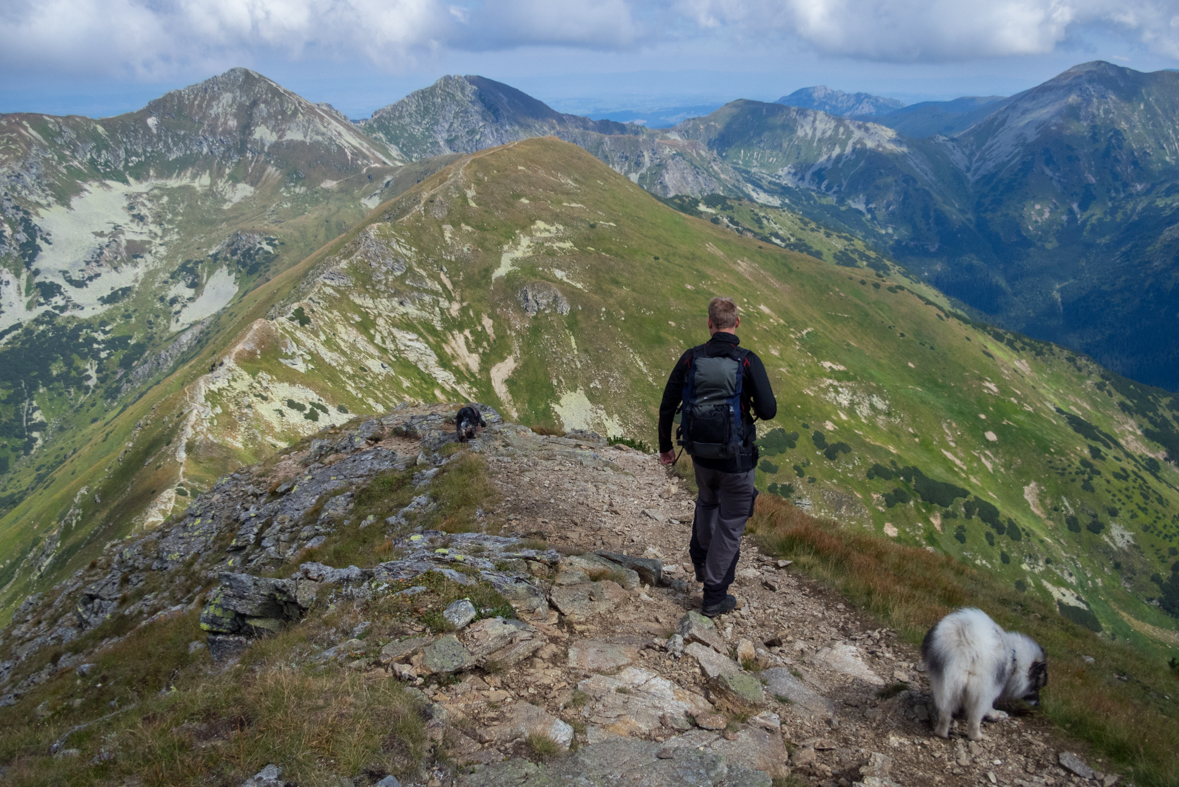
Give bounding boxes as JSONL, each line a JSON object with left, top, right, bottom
{"left": 380, "top": 635, "right": 437, "bottom": 665}
{"left": 761, "top": 668, "right": 837, "bottom": 720}
{"left": 665, "top": 728, "right": 789, "bottom": 777}
{"left": 810, "top": 643, "right": 883, "bottom": 686}
{"left": 465, "top": 617, "right": 544, "bottom": 669}
{"left": 567, "top": 640, "right": 638, "bottom": 672}
{"left": 457, "top": 736, "right": 772, "bottom": 787}
{"left": 549, "top": 580, "right": 627, "bottom": 622}
{"left": 578, "top": 666, "right": 714, "bottom": 736}
{"left": 686, "top": 641, "right": 741, "bottom": 679}
{"left": 484, "top": 701, "right": 574, "bottom": 749}
{"left": 421, "top": 634, "right": 476, "bottom": 674}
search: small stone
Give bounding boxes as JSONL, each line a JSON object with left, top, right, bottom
{"left": 241, "top": 764, "right": 283, "bottom": 787}
{"left": 685, "top": 642, "right": 740, "bottom": 679}
{"left": 750, "top": 712, "right": 781, "bottom": 731}
{"left": 776, "top": 560, "right": 792, "bottom": 568}
{"left": 762, "top": 578, "right": 780, "bottom": 592}
{"left": 657, "top": 747, "right": 675, "bottom": 759}
{"left": 443, "top": 599, "right": 477, "bottom": 630}
{"left": 736, "top": 639, "right": 756, "bottom": 665}
{"left": 1102, "top": 775, "right": 1120, "bottom": 787}
{"left": 392, "top": 663, "right": 418, "bottom": 681}
{"left": 793, "top": 746, "right": 817, "bottom": 767}
{"left": 892, "top": 670, "right": 909, "bottom": 683}
{"left": 861, "top": 752, "right": 892, "bottom": 779}
{"left": 814, "top": 738, "right": 837, "bottom": 751}
{"left": 666, "top": 634, "right": 684, "bottom": 658}
{"left": 76, "top": 663, "right": 95, "bottom": 677}
{"left": 696, "top": 712, "right": 727, "bottom": 730}
{"left": 1058, "top": 752, "right": 1096, "bottom": 780}
{"left": 375, "top": 776, "right": 402, "bottom": 787}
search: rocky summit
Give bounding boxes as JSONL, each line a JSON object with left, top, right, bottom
{"left": 0, "top": 404, "right": 1117, "bottom": 785}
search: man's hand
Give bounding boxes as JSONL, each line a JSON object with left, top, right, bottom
{"left": 659, "top": 450, "right": 676, "bottom": 465}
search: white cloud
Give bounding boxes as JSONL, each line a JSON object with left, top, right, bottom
{"left": 680, "top": 0, "right": 1179, "bottom": 61}
{"left": 0, "top": 0, "right": 1177, "bottom": 79}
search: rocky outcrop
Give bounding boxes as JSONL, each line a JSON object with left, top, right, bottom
{"left": 199, "top": 573, "right": 307, "bottom": 660}
{"left": 517, "top": 282, "right": 570, "bottom": 316}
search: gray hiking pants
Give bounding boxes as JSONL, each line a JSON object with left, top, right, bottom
{"left": 689, "top": 465, "right": 756, "bottom": 605}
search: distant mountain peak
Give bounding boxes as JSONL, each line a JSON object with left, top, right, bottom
{"left": 776, "top": 86, "right": 905, "bottom": 118}
{"left": 359, "top": 73, "right": 638, "bottom": 161}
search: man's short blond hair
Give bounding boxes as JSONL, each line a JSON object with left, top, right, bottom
{"left": 708, "top": 297, "right": 738, "bottom": 329}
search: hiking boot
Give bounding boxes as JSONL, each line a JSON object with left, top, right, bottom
{"left": 701, "top": 594, "right": 737, "bottom": 618}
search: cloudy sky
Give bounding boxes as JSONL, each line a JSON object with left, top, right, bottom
{"left": 2, "top": 0, "right": 1178, "bottom": 119}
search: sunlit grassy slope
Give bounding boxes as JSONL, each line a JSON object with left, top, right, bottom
{"left": 3, "top": 137, "right": 1178, "bottom": 656}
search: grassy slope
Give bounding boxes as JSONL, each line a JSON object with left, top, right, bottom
{"left": 2, "top": 138, "right": 1177, "bottom": 660}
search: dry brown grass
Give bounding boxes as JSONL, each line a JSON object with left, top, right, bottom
{"left": 748, "top": 494, "right": 1179, "bottom": 787}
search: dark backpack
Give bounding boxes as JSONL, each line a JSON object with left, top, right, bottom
{"left": 677, "top": 345, "right": 754, "bottom": 459}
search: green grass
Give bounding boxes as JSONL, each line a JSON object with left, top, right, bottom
{"left": 425, "top": 451, "right": 502, "bottom": 534}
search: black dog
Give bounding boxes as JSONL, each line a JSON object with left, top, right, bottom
{"left": 455, "top": 405, "right": 487, "bottom": 443}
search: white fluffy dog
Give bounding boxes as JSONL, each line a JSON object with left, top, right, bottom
{"left": 921, "top": 608, "right": 1048, "bottom": 740}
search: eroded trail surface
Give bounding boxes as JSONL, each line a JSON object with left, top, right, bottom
{"left": 423, "top": 423, "right": 1111, "bottom": 787}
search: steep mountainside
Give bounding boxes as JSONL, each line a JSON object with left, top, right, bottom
{"left": 651, "top": 63, "right": 1179, "bottom": 391}
{"left": 0, "top": 68, "right": 453, "bottom": 513}
{"left": 6, "top": 138, "right": 1177, "bottom": 660}
{"left": 776, "top": 86, "right": 905, "bottom": 118}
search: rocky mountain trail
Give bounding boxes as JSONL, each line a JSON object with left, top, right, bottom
{"left": 0, "top": 405, "right": 1118, "bottom": 786}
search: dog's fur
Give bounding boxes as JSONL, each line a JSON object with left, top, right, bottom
{"left": 921, "top": 608, "right": 1048, "bottom": 740}
{"left": 455, "top": 405, "right": 487, "bottom": 443}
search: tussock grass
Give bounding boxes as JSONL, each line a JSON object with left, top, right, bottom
{"left": 748, "top": 494, "right": 1179, "bottom": 787}
{"left": 526, "top": 733, "right": 562, "bottom": 761}
{"left": 427, "top": 452, "right": 501, "bottom": 534}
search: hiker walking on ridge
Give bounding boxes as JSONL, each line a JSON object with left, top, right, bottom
{"left": 658, "top": 296, "right": 777, "bottom": 617}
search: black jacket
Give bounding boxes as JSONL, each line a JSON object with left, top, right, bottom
{"left": 658, "top": 332, "right": 777, "bottom": 472}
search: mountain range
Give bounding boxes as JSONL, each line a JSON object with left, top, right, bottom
{"left": 346, "top": 63, "right": 1179, "bottom": 394}
{"left": 2, "top": 63, "right": 1179, "bottom": 655}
